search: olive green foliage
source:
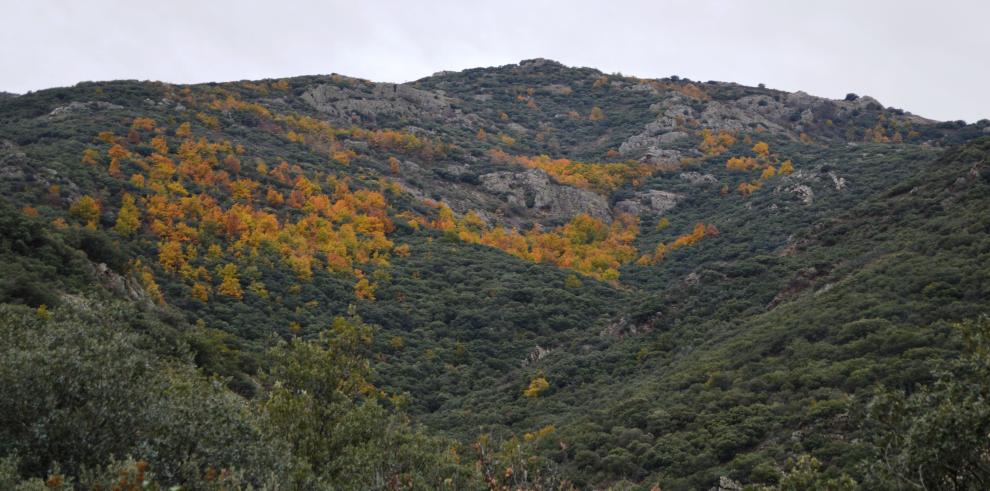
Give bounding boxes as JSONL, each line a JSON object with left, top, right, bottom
{"left": 262, "top": 312, "right": 474, "bottom": 489}
{"left": 860, "top": 317, "right": 990, "bottom": 490}
{"left": 1, "top": 62, "right": 989, "bottom": 490}
{"left": 0, "top": 201, "right": 96, "bottom": 308}
{"left": 0, "top": 302, "right": 289, "bottom": 486}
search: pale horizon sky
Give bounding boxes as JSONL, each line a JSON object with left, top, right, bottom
{"left": 2, "top": 0, "right": 988, "bottom": 122}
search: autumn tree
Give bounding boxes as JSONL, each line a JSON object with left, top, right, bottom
{"left": 175, "top": 122, "right": 192, "bottom": 138}
{"left": 190, "top": 282, "right": 210, "bottom": 301}
{"left": 265, "top": 187, "right": 285, "bottom": 206}
{"left": 564, "top": 274, "right": 583, "bottom": 289}
{"left": 81, "top": 148, "right": 101, "bottom": 165}
{"left": 108, "top": 143, "right": 129, "bottom": 161}
{"left": 217, "top": 263, "right": 243, "bottom": 299}
{"left": 131, "top": 117, "right": 155, "bottom": 131}
{"left": 354, "top": 274, "right": 376, "bottom": 301}
{"left": 752, "top": 141, "right": 770, "bottom": 158}
{"left": 196, "top": 112, "right": 220, "bottom": 130}
{"left": 69, "top": 195, "right": 101, "bottom": 228}
{"left": 589, "top": 106, "right": 605, "bottom": 121}
{"left": 433, "top": 204, "right": 456, "bottom": 232}
{"left": 699, "top": 129, "right": 736, "bottom": 156}
{"left": 107, "top": 158, "right": 121, "bottom": 177}
{"left": 150, "top": 136, "right": 169, "bottom": 155}
{"left": 726, "top": 156, "right": 757, "bottom": 171}
{"left": 113, "top": 193, "right": 141, "bottom": 236}
{"left": 523, "top": 376, "right": 550, "bottom": 397}
{"left": 761, "top": 165, "right": 777, "bottom": 180}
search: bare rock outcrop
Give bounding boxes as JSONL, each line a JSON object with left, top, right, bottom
{"left": 301, "top": 81, "right": 456, "bottom": 121}
{"left": 614, "top": 190, "right": 684, "bottom": 216}
{"left": 48, "top": 101, "right": 123, "bottom": 118}
{"left": 619, "top": 98, "right": 695, "bottom": 156}
{"left": 479, "top": 169, "right": 612, "bottom": 222}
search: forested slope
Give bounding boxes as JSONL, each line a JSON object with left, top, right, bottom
{"left": 1, "top": 59, "right": 988, "bottom": 489}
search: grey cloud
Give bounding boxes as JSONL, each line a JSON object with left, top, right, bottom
{"left": 1, "top": 0, "right": 987, "bottom": 122}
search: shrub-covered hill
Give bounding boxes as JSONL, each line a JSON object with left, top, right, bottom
{"left": 0, "top": 59, "right": 989, "bottom": 489}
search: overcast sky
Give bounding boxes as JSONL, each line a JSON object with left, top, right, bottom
{"left": 2, "top": 0, "right": 987, "bottom": 122}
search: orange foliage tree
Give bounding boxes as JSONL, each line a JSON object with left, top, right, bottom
{"left": 490, "top": 150, "right": 653, "bottom": 195}
{"left": 699, "top": 129, "right": 737, "bottom": 156}
{"left": 428, "top": 204, "right": 640, "bottom": 281}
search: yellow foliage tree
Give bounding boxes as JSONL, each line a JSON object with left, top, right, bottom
{"left": 158, "top": 240, "right": 185, "bottom": 273}
{"left": 761, "top": 165, "right": 777, "bottom": 180}
{"left": 196, "top": 112, "right": 220, "bottom": 130}
{"left": 354, "top": 276, "right": 376, "bottom": 300}
{"left": 175, "top": 122, "right": 192, "bottom": 138}
{"left": 190, "top": 282, "right": 210, "bottom": 301}
{"left": 114, "top": 193, "right": 141, "bottom": 236}
{"left": 69, "top": 195, "right": 101, "bottom": 228}
{"left": 217, "top": 263, "right": 242, "bottom": 299}
{"left": 150, "top": 136, "right": 169, "bottom": 155}
{"left": 564, "top": 274, "right": 583, "bottom": 289}
{"left": 131, "top": 117, "right": 155, "bottom": 131}
{"left": 752, "top": 141, "right": 770, "bottom": 157}
{"left": 726, "top": 156, "right": 757, "bottom": 172}
{"left": 523, "top": 376, "right": 550, "bottom": 397}
{"left": 589, "top": 106, "right": 605, "bottom": 121}
{"left": 81, "top": 148, "right": 101, "bottom": 165}
{"left": 699, "top": 129, "right": 737, "bottom": 156}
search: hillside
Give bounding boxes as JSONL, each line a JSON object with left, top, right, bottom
{"left": 1, "top": 59, "right": 989, "bottom": 489}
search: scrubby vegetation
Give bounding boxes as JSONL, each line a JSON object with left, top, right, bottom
{"left": 1, "top": 59, "right": 989, "bottom": 489}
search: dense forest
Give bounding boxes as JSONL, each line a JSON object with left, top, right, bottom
{"left": 1, "top": 58, "right": 989, "bottom": 489}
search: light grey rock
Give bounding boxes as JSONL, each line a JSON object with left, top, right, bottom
{"left": 614, "top": 190, "right": 683, "bottom": 216}
{"left": 828, "top": 171, "right": 847, "bottom": 191}
{"left": 789, "top": 185, "right": 814, "bottom": 205}
{"left": 697, "top": 100, "right": 786, "bottom": 134}
{"left": 659, "top": 131, "right": 689, "bottom": 143}
{"left": 0, "top": 166, "right": 25, "bottom": 180}
{"left": 709, "top": 476, "right": 743, "bottom": 491}
{"left": 479, "top": 168, "right": 611, "bottom": 222}
{"left": 301, "top": 82, "right": 455, "bottom": 121}
{"left": 48, "top": 100, "right": 123, "bottom": 118}
{"left": 640, "top": 148, "right": 684, "bottom": 166}
{"left": 507, "top": 122, "right": 529, "bottom": 134}
{"left": 679, "top": 172, "right": 718, "bottom": 185}
{"left": 618, "top": 102, "right": 695, "bottom": 155}
{"left": 87, "top": 261, "right": 154, "bottom": 306}
{"left": 523, "top": 346, "right": 552, "bottom": 366}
